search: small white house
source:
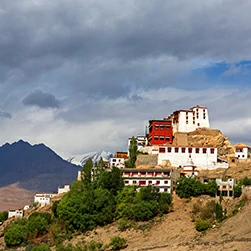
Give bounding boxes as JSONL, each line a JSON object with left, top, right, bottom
{"left": 34, "top": 193, "right": 55, "bottom": 206}
{"left": 58, "top": 184, "right": 70, "bottom": 194}
{"left": 235, "top": 143, "right": 250, "bottom": 160}
{"left": 8, "top": 209, "right": 24, "bottom": 219}
{"left": 110, "top": 157, "right": 125, "bottom": 168}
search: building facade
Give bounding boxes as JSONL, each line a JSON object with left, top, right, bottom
{"left": 8, "top": 209, "right": 24, "bottom": 219}
{"left": 157, "top": 146, "right": 227, "bottom": 170}
{"left": 216, "top": 178, "right": 234, "bottom": 197}
{"left": 34, "top": 193, "right": 55, "bottom": 206}
{"left": 110, "top": 157, "right": 125, "bottom": 168}
{"left": 146, "top": 120, "right": 173, "bottom": 145}
{"left": 167, "top": 105, "right": 210, "bottom": 133}
{"left": 235, "top": 143, "right": 250, "bottom": 160}
{"left": 122, "top": 168, "right": 175, "bottom": 193}
{"left": 58, "top": 185, "right": 70, "bottom": 194}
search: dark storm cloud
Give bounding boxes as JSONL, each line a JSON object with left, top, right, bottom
{"left": 1, "top": 0, "right": 251, "bottom": 98}
{"left": 23, "top": 90, "right": 61, "bottom": 109}
{"left": 0, "top": 111, "right": 11, "bottom": 119}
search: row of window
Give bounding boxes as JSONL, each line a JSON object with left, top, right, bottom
{"left": 153, "top": 125, "right": 171, "bottom": 131}
{"left": 125, "top": 180, "right": 169, "bottom": 185}
{"left": 159, "top": 147, "right": 215, "bottom": 154}
{"left": 151, "top": 136, "right": 171, "bottom": 141}
{"left": 123, "top": 172, "right": 170, "bottom": 176}
{"left": 237, "top": 155, "right": 245, "bottom": 158}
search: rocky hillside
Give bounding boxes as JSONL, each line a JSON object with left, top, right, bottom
{"left": 175, "top": 128, "right": 235, "bottom": 157}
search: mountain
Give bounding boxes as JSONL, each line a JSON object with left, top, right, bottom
{"left": 0, "top": 140, "right": 80, "bottom": 192}
{"left": 67, "top": 150, "right": 113, "bottom": 166}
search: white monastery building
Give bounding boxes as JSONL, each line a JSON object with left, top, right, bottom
{"left": 166, "top": 105, "right": 210, "bottom": 133}
{"left": 157, "top": 146, "right": 228, "bottom": 170}
{"left": 235, "top": 143, "right": 251, "bottom": 160}
{"left": 34, "top": 193, "right": 55, "bottom": 206}
{"left": 122, "top": 168, "right": 176, "bottom": 193}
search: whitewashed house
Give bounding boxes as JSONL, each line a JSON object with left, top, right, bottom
{"left": 58, "top": 185, "right": 70, "bottom": 194}
{"left": 235, "top": 143, "right": 250, "bottom": 160}
{"left": 34, "top": 193, "right": 55, "bottom": 206}
{"left": 8, "top": 209, "right": 24, "bottom": 219}
{"left": 166, "top": 105, "right": 210, "bottom": 133}
{"left": 122, "top": 168, "right": 177, "bottom": 193}
{"left": 110, "top": 157, "right": 125, "bottom": 168}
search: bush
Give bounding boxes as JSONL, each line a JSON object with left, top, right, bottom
{"left": 4, "top": 224, "right": 28, "bottom": 247}
{"left": 195, "top": 220, "right": 211, "bottom": 232}
{"left": 0, "top": 211, "right": 8, "bottom": 223}
{"left": 117, "top": 219, "right": 135, "bottom": 231}
{"left": 109, "top": 236, "right": 127, "bottom": 251}
{"left": 31, "top": 244, "right": 51, "bottom": 251}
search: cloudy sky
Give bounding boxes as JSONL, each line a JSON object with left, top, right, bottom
{"left": 0, "top": 0, "right": 251, "bottom": 158}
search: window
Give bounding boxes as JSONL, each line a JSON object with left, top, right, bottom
{"left": 139, "top": 181, "right": 146, "bottom": 185}
{"left": 164, "top": 180, "right": 168, "bottom": 184}
{"left": 163, "top": 172, "right": 170, "bottom": 176}
{"left": 159, "top": 147, "right": 166, "bottom": 153}
{"left": 195, "top": 148, "right": 200, "bottom": 154}
{"left": 160, "top": 136, "right": 164, "bottom": 140}
{"left": 166, "top": 125, "right": 170, "bottom": 130}
{"left": 188, "top": 148, "right": 192, "bottom": 153}
{"left": 203, "top": 148, "right": 207, "bottom": 154}
{"left": 242, "top": 155, "right": 245, "bottom": 158}
{"left": 112, "top": 159, "right": 116, "bottom": 162}
{"left": 210, "top": 148, "right": 215, "bottom": 154}
{"left": 148, "top": 181, "right": 152, "bottom": 184}
{"left": 197, "top": 123, "right": 200, "bottom": 126}
{"left": 167, "top": 147, "right": 172, "bottom": 153}
{"left": 156, "top": 181, "right": 160, "bottom": 185}
{"left": 160, "top": 125, "right": 164, "bottom": 130}
{"left": 164, "top": 188, "right": 168, "bottom": 192}
{"left": 165, "top": 136, "right": 170, "bottom": 141}
{"left": 175, "top": 147, "right": 179, "bottom": 153}
{"left": 154, "top": 136, "right": 158, "bottom": 140}
{"left": 125, "top": 180, "right": 129, "bottom": 184}
{"left": 133, "top": 181, "right": 136, "bottom": 184}
{"left": 181, "top": 147, "right": 186, "bottom": 153}
{"left": 154, "top": 125, "right": 159, "bottom": 130}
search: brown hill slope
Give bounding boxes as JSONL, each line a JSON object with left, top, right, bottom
{"left": 174, "top": 128, "right": 235, "bottom": 157}
{"left": 0, "top": 183, "right": 33, "bottom": 211}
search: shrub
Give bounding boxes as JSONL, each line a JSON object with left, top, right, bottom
{"left": 117, "top": 219, "right": 134, "bottom": 231}
{"left": 4, "top": 224, "right": 28, "bottom": 247}
{"left": 31, "top": 244, "right": 51, "bottom": 251}
{"left": 109, "top": 236, "right": 127, "bottom": 251}
{"left": 195, "top": 220, "right": 211, "bottom": 232}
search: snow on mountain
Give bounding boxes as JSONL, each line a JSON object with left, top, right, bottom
{"left": 67, "top": 151, "right": 114, "bottom": 166}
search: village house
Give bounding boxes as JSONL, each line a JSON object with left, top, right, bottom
{"left": 146, "top": 120, "right": 173, "bottom": 145}
{"left": 166, "top": 105, "right": 210, "bottom": 133}
{"left": 58, "top": 184, "right": 70, "bottom": 194}
{"left": 235, "top": 142, "right": 251, "bottom": 160}
{"left": 110, "top": 157, "right": 125, "bottom": 168}
{"left": 122, "top": 168, "right": 179, "bottom": 193}
{"left": 8, "top": 209, "right": 24, "bottom": 219}
{"left": 216, "top": 178, "right": 235, "bottom": 197}
{"left": 34, "top": 193, "right": 55, "bottom": 206}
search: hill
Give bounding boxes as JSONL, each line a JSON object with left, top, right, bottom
{"left": 0, "top": 140, "right": 79, "bottom": 192}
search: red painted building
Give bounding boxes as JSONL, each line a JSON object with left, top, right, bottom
{"left": 147, "top": 120, "right": 173, "bottom": 145}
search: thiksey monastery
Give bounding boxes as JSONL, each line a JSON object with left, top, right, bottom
{"left": 109, "top": 105, "right": 251, "bottom": 197}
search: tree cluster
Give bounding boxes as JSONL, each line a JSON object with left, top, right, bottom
{"left": 233, "top": 176, "right": 251, "bottom": 197}
{"left": 176, "top": 177, "right": 218, "bottom": 198}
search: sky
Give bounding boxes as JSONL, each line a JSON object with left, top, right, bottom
{"left": 0, "top": 0, "right": 251, "bottom": 159}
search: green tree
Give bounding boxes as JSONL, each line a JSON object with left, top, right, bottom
{"left": 176, "top": 177, "right": 203, "bottom": 198}
{"left": 204, "top": 180, "right": 217, "bottom": 197}
{"left": 0, "top": 211, "right": 8, "bottom": 222}
{"left": 31, "top": 244, "right": 51, "bottom": 251}
{"left": 233, "top": 184, "right": 242, "bottom": 197}
{"left": 125, "top": 136, "right": 138, "bottom": 168}
{"left": 81, "top": 158, "right": 93, "bottom": 187}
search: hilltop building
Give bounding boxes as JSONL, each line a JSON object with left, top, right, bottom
{"left": 8, "top": 209, "right": 24, "bottom": 219}
{"left": 146, "top": 120, "right": 173, "bottom": 145}
{"left": 166, "top": 105, "right": 210, "bottom": 133}
{"left": 34, "top": 193, "right": 55, "bottom": 207}
{"left": 235, "top": 143, "right": 251, "bottom": 160}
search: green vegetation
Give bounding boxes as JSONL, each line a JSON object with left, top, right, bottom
{"left": 125, "top": 136, "right": 138, "bottom": 168}
{"left": 0, "top": 211, "right": 8, "bottom": 223}
{"left": 233, "top": 176, "right": 251, "bottom": 198}
{"left": 4, "top": 158, "right": 172, "bottom": 249}
{"left": 195, "top": 219, "right": 211, "bottom": 232}
{"left": 176, "top": 177, "right": 217, "bottom": 198}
